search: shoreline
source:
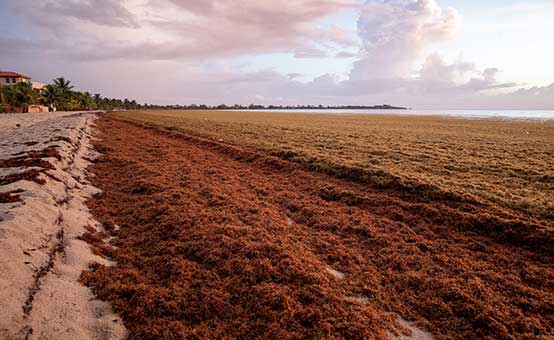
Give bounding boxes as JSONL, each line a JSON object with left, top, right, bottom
{"left": 3, "top": 109, "right": 552, "bottom": 122}
{"left": 240, "top": 109, "right": 554, "bottom": 121}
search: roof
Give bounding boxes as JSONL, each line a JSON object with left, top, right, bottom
{"left": 0, "top": 71, "right": 31, "bottom": 79}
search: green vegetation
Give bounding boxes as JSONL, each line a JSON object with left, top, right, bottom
{"left": 0, "top": 77, "right": 141, "bottom": 113}
{"left": 0, "top": 82, "right": 38, "bottom": 113}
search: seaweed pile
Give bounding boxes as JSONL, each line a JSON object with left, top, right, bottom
{"left": 82, "top": 117, "right": 554, "bottom": 340}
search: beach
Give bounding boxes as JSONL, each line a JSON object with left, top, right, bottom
{"left": 1, "top": 110, "right": 553, "bottom": 340}
{"left": 0, "top": 112, "right": 125, "bottom": 340}
{"left": 3, "top": 0, "right": 553, "bottom": 338}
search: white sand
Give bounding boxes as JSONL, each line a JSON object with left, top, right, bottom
{"left": 336, "top": 272, "right": 433, "bottom": 340}
{"left": 341, "top": 293, "right": 434, "bottom": 340}
{"left": 0, "top": 112, "right": 126, "bottom": 340}
{"left": 325, "top": 266, "right": 345, "bottom": 280}
{"left": 389, "top": 317, "right": 434, "bottom": 340}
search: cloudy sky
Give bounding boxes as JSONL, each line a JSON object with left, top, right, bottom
{"left": 1, "top": 0, "right": 553, "bottom": 109}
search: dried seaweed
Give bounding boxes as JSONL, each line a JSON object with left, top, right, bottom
{"left": 81, "top": 117, "right": 554, "bottom": 340}
{"left": 0, "top": 170, "right": 46, "bottom": 186}
{"left": 0, "top": 189, "right": 24, "bottom": 203}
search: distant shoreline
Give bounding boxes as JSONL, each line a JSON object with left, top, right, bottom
{"left": 225, "top": 105, "right": 408, "bottom": 110}
{"left": 240, "top": 108, "right": 554, "bottom": 120}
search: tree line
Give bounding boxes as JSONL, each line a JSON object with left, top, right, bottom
{"left": 0, "top": 76, "right": 407, "bottom": 113}
{"left": 140, "top": 104, "right": 408, "bottom": 110}
{"left": 0, "top": 77, "right": 142, "bottom": 113}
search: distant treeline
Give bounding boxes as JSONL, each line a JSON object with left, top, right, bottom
{"left": 1, "top": 76, "right": 407, "bottom": 112}
{"left": 144, "top": 104, "right": 408, "bottom": 110}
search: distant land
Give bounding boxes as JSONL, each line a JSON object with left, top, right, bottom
{"left": 238, "top": 104, "right": 409, "bottom": 110}
{"left": 177, "top": 104, "right": 409, "bottom": 110}
{"left": 135, "top": 103, "right": 409, "bottom": 110}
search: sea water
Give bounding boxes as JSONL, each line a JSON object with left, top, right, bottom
{"left": 250, "top": 109, "right": 554, "bottom": 120}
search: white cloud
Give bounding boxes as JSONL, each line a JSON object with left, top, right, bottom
{"left": 351, "top": 0, "right": 460, "bottom": 79}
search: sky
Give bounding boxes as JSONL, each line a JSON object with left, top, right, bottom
{"left": 1, "top": 0, "right": 553, "bottom": 109}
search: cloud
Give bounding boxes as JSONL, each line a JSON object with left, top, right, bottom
{"left": 0, "top": 0, "right": 552, "bottom": 109}
{"left": 293, "top": 46, "right": 329, "bottom": 59}
{"left": 414, "top": 54, "right": 518, "bottom": 94}
{"left": 335, "top": 51, "right": 358, "bottom": 58}
{"left": 472, "top": 83, "right": 554, "bottom": 110}
{"left": 315, "top": 24, "right": 359, "bottom": 46}
{"left": 351, "top": 0, "right": 460, "bottom": 79}
{"left": 4, "top": 0, "right": 358, "bottom": 61}
{"left": 419, "top": 54, "right": 475, "bottom": 84}
{"left": 0, "top": 36, "right": 45, "bottom": 53}
{"left": 10, "top": 0, "right": 139, "bottom": 28}
{"left": 165, "top": 0, "right": 358, "bottom": 29}
{"left": 141, "top": 0, "right": 359, "bottom": 59}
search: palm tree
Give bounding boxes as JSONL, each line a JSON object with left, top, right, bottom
{"left": 0, "top": 83, "right": 6, "bottom": 112}
{"left": 93, "top": 93, "right": 102, "bottom": 109}
{"left": 77, "top": 92, "right": 95, "bottom": 110}
{"left": 52, "top": 77, "right": 74, "bottom": 110}
{"left": 53, "top": 77, "right": 74, "bottom": 92}
{"left": 11, "top": 82, "right": 37, "bottom": 112}
{"left": 42, "top": 84, "right": 61, "bottom": 110}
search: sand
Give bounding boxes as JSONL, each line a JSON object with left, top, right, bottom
{"left": 0, "top": 112, "right": 126, "bottom": 340}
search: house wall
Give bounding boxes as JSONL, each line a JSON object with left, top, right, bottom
{"left": 28, "top": 105, "right": 49, "bottom": 113}
{"left": 0, "top": 77, "right": 31, "bottom": 85}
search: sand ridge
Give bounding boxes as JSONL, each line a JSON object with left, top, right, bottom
{"left": 0, "top": 112, "right": 126, "bottom": 340}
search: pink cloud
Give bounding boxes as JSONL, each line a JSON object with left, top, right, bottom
{"left": 7, "top": 0, "right": 358, "bottom": 60}
{"left": 1, "top": 0, "right": 552, "bottom": 109}
{"left": 144, "top": 0, "right": 359, "bottom": 59}
{"left": 11, "top": 0, "right": 139, "bottom": 28}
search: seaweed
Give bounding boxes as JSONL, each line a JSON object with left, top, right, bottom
{"left": 80, "top": 117, "right": 554, "bottom": 340}
{"left": 0, "top": 189, "right": 24, "bottom": 203}
{"left": 0, "top": 170, "right": 46, "bottom": 186}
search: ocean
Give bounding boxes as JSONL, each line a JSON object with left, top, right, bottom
{"left": 249, "top": 109, "right": 554, "bottom": 120}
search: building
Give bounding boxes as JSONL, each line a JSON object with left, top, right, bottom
{"left": 0, "top": 71, "right": 32, "bottom": 86}
{"left": 0, "top": 71, "right": 50, "bottom": 113}
{"left": 28, "top": 104, "right": 49, "bottom": 113}
{"left": 31, "top": 81, "right": 46, "bottom": 94}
